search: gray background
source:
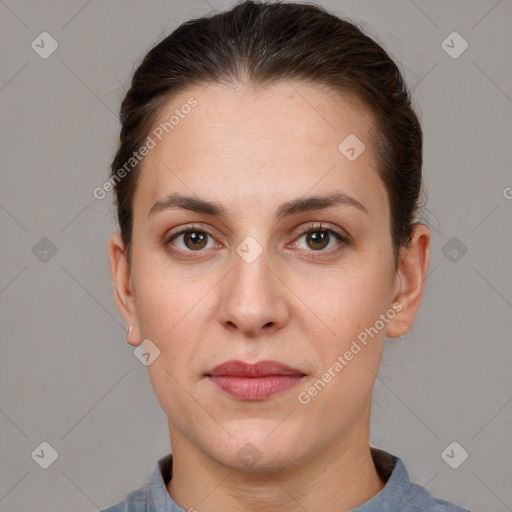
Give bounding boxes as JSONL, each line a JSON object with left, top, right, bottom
{"left": 1, "top": 1, "right": 511, "bottom": 511}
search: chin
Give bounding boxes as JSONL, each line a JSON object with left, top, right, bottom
{"left": 208, "top": 426, "right": 305, "bottom": 473}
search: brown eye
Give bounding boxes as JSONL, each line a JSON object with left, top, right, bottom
{"left": 167, "top": 228, "right": 215, "bottom": 253}
{"left": 305, "top": 230, "right": 330, "bottom": 250}
{"left": 292, "top": 225, "right": 348, "bottom": 259}
{"left": 181, "top": 231, "right": 208, "bottom": 250}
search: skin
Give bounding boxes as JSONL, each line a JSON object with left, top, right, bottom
{"left": 109, "top": 80, "right": 430, "bottom": 512}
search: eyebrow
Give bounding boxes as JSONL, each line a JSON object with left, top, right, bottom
{"left": 148, "top": 191, "right": 368, "bottom": 219}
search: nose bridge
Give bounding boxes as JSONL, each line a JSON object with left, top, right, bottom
{"left": 218, "top": 237, "right": 288, "bottom": 335}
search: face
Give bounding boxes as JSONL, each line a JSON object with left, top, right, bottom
{"left": 110, "top": 81, "right": 429, "bottom": 472}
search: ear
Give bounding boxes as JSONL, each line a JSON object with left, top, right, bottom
{"left": 109, "top": 233, "right": 140, "bottom": 346}
{"left": 386, "top": 223, "right": 431, "bottom": 338}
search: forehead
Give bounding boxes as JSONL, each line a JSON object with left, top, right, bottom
{"left": 133, "top": 80, "right": 388, "bottom": 222}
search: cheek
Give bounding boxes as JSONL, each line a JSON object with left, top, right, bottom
{"left": 298, "top": 274, "right": 387, "bottom": 416}
{"left": 299, "top": 263, "right": 391, "bottom": 396}
{"left": 131, "top": 262, "right": 211, "bottom": 368}
{"left": 312, "top": 267, "right": 391, "bottom": 337}
{"left": 134, "top": 268, "right": 211, "bottom": 414}
{"left": 133, "top": 251, "right": 203, "bottom": 324}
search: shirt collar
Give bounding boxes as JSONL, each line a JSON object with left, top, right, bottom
{"left": 141, "top": 447, "right": 411, "bottom": 512}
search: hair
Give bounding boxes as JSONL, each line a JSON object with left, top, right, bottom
{"left": 110, "top": 0, "right": 424, "bottom": 267}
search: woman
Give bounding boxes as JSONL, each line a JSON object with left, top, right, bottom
{"left": 103, "top": 1, "right": 469, "bottom": 510}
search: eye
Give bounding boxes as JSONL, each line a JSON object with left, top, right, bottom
{"left": 164, "top": 222, "right": 348, "bottom": 260}
{"left": 165, "top": 224, "right": 219, "bottom": 254}
{"left": 292, "top": 223, "right": 348, "bottom": 257}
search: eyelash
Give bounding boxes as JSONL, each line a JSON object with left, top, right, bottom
{"left": 164, "top": 222, "right": 349, "bottom": 260}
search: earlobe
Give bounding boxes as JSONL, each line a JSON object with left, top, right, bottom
{"left": 386, "top": 224, "right": 431, "bottom": 339}
{"left": 125, "top": 324, "right": 142, "bottom": 347}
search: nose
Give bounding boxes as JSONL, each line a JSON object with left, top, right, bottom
{"left": 217, "top": 243, "right": 290, "bottom": 338}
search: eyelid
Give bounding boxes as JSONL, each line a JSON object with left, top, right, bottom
{"left": 165, "top": 222, "right": 348, "bottom": 242}
{"left": 165, "top": 223, "right": 221, "bottom": 243}
{"left": 288, "top": 222, "right": 349, "bottom": 258}
{"left": 292, "top": 221, "right": 350, "bottom": 240}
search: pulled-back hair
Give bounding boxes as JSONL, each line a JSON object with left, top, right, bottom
{"left": 111, "top": 0, "right": 424, "bottom": 266}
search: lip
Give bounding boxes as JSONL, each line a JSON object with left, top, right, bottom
{"left": 206, "top": 360, "right": 306, "bottom": 401}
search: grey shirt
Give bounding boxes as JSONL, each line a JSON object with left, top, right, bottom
{"left": 100, "top": 447, "right": 469, "bottom": 511}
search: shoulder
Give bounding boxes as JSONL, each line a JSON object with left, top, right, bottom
{"left": 99, "top": 504, "right": 124, "bottom": 512}
{"left": 98, "top": 485, "right": 147, "bottom": 512}
{"left": 400, "top": 480, "right": 470, "bottom": 511}
{"left": 392, "top": 459, "right": 470, "bottom": 512}
{"left": 98, "top": 452, "right": 173, "bottom": 512}
{"left": 368, "top": 448, "right": 470, "bottom": 512}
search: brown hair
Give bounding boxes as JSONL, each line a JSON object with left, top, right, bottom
{"left": 110, "top": 0, "right": 424, "bottom": 266}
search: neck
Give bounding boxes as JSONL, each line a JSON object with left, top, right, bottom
{"left": 166, "top": 409, "right": 386, "bottom": 511}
